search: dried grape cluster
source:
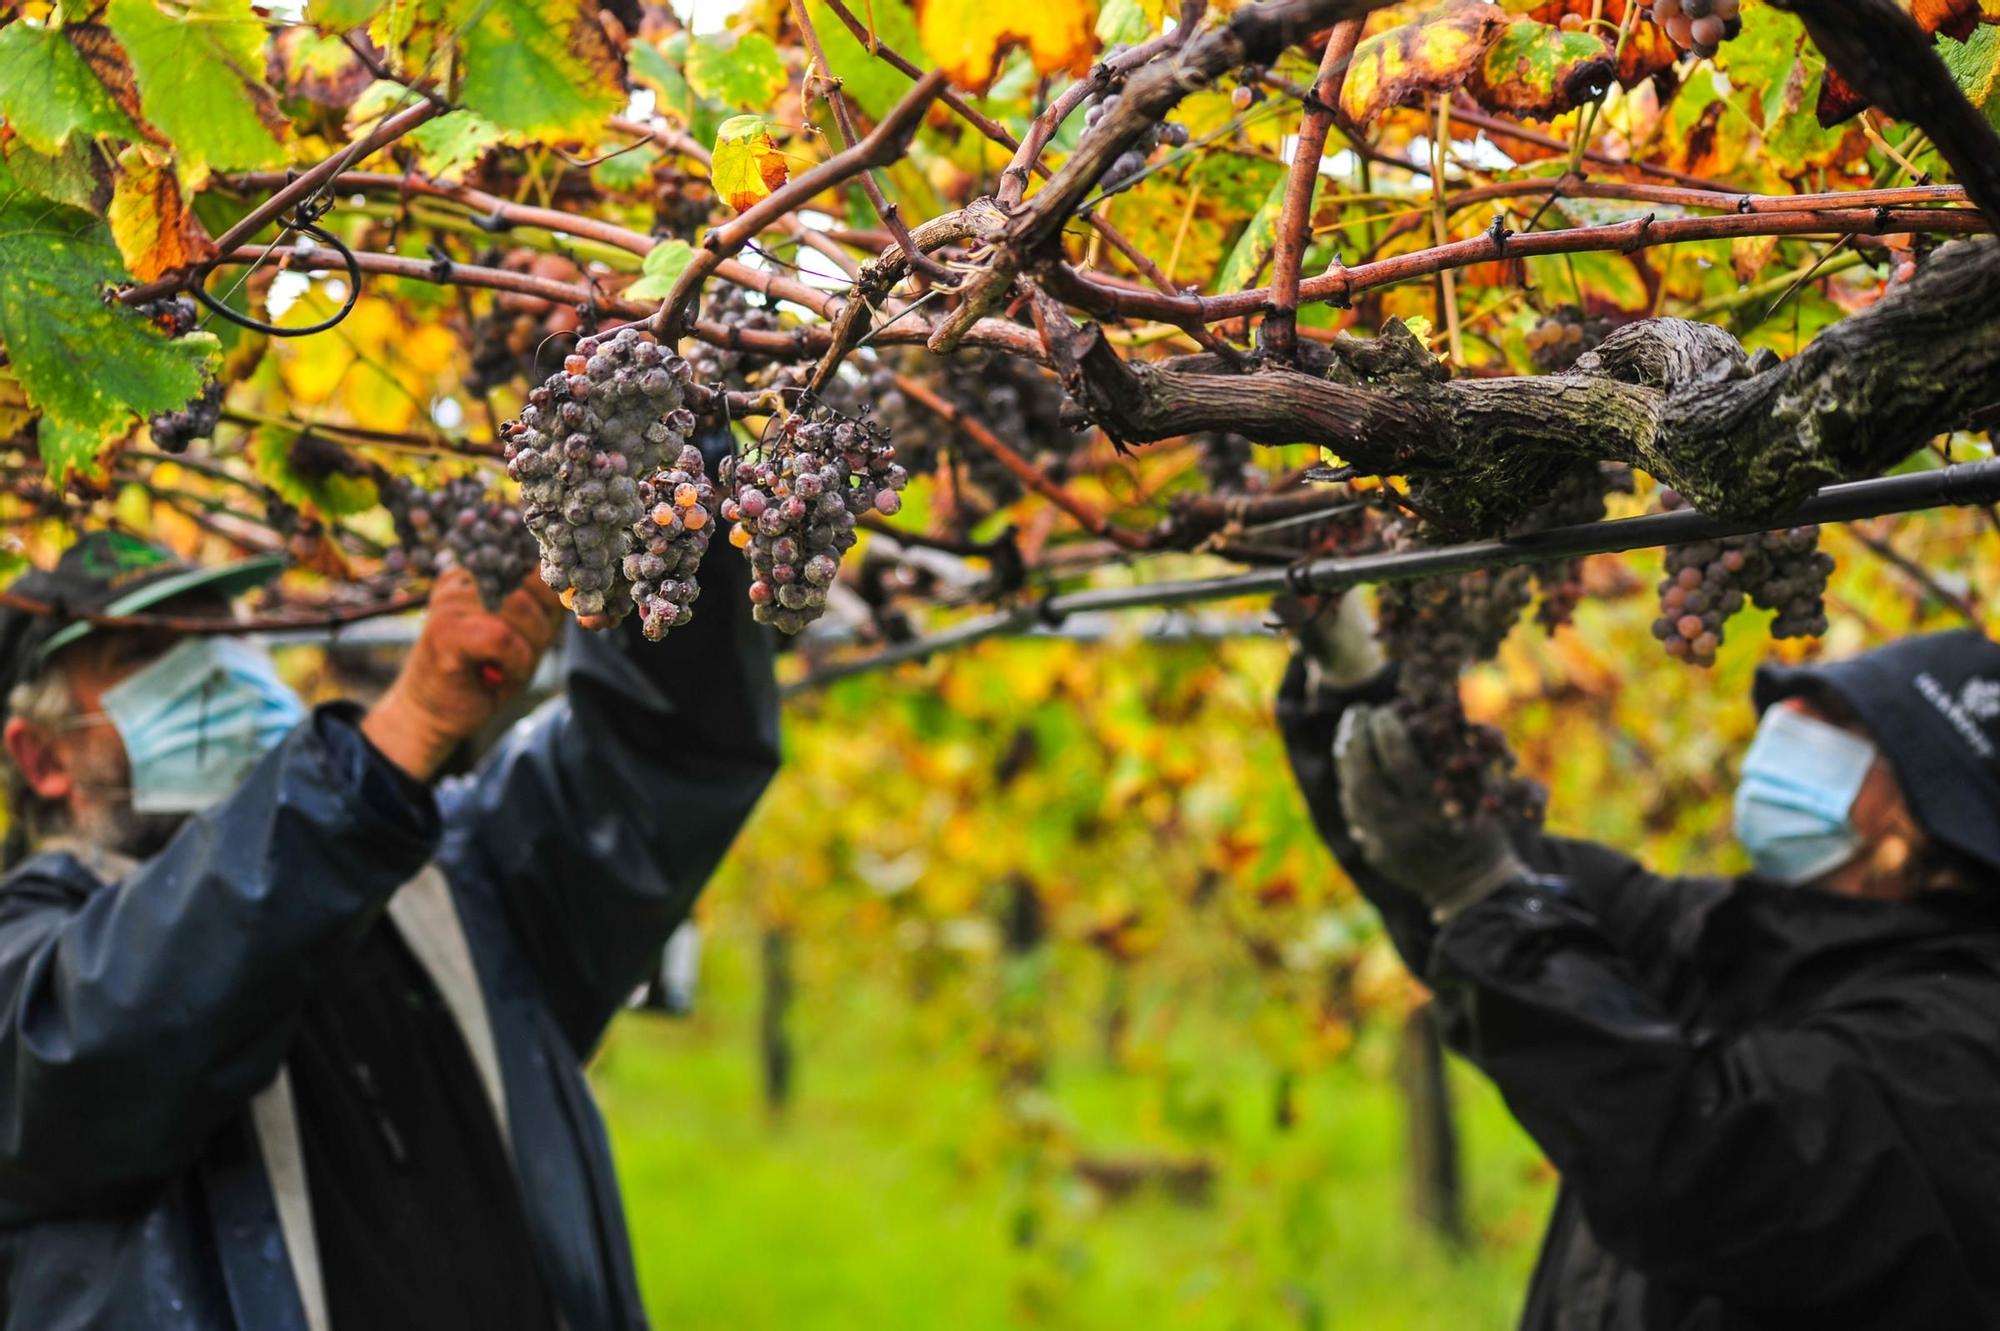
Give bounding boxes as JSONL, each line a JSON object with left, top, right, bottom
{"left": 719, "top": 411, "right": 908, "bottom": 635}
{"left": 867, "top": 350, "right": 1079, "bottom": 510}
{"left": 1085, "top": 68, "right": 1190, "bottom": 193}
{"left": 149, "top": 379, "right": 224, "bottom": 454}
{"left": 1526, "top": 307, "right": 1616, "bottom": 372}
{"left": 626, "top": 445, "right": 719, "bottom": 640}
{"left": 381, "top": 475, "right": 539, "bottom": 610}
{"left": 1646, "top": 0, "right": 1742, "bottom": 57}
{"left": 503, "top": 325, "right": 696, "bottom": 628}
{"left": 685, "top": 286, "right": 782, "bottom": 389}
{"left": 1651, "top": 491, "right": 1833, "bottom": 666}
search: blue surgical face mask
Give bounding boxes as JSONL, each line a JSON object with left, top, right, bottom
{"left": 96, "top": 637, "right": 308, "bottom": 814}
{"left": 1733, "top": 706, "right": 1878, "bottom": 886}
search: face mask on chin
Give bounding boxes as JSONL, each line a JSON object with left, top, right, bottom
{"left": 1733, "top": 706, "right": 1878, "bottom": 887}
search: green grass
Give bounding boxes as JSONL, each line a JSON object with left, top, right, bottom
{"left": 592, "top": 929, "right": 1553, "bottom": 1331}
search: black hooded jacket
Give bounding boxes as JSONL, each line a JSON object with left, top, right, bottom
{"left": 1278, "top": 659, "right": 2000, "bottom": 1330}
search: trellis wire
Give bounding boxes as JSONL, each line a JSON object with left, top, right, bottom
{"left": 786, "top": 459, "right": 2000, "bottom": 695}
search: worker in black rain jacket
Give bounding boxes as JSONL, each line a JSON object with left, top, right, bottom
{"left": 1277, "top": 592, "right": 2000, "bottom": 1329}
{"left": 0, "top": 469, "right": 777, "bottom": 1330}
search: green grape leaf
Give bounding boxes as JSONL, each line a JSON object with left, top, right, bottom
{"left": 0, "top": 166, "right": 214, "bottom": 454}
{"left": 1940, "top": 26, "right": 2000, "bottom": 129}
{"left": 687, "top": 31, "right": 789, "bottom": 110}
{"left": 312, "top": 0, "right": 390, "bottom": 27}
{"left": 408, "top": 109, "right": 506, "bottom": 177}
{"left": 1095, "top": 0, "right": 1154, "bottom": 48}
{"left": 1214, "top": 176, "right": 1289, "bottom": 295}
{"left": 625, "top": 240, "right": 695, "bottom": 301}
{"left": 1, "top": 134, "right": 105, "bottom": 211}
{"left": 593, "top": 140, "right": 661, "bottom": 194}
{"left": 454, "top": 0, "right": 623, "bottom": 139}
{"left": 0, "top": 21, "right": 138, "bottom": 155}
{"left": 630, "top": 34, "right": 698, "bottom": 121}
{"left": 104, "top": 0, "right": 287, "bottom": 181}
{"left": 808, "top": 1, "right": 921, "bottom": 121}
{"left": 35, "top": 416, "right": 117, "bottom": 484}
{"left": 712, "top": 114, "right": 790, "bottom": 212}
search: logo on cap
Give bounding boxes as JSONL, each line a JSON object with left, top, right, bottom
{"left": 1959, "top": 677, "right": 2000, "bottom": 722}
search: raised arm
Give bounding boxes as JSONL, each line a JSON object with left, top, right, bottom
{"left": 439, "top": 469, "right": 780, "bottom": 1055}
{"left": 0, "top": 707, "right": 438, "bottom": 1211}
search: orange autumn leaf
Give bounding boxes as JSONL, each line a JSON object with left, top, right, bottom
{"left": 108, "top": 145, "right": 215, "bottom": 283}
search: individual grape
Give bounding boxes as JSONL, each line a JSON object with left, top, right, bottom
{"left": 720, "top": 408, "right": 908, "bottom": 634}
{"left": 502, "top": 324, "right": 696, "bottom": 629}
{"left": 625, "top": 444, "right": 720, "bottom": 640}
{"left": 381, "top": 474, "right": 540, "bottom": 611}
{"left": 149, "top": 378, "right": 224, "bottom": 453}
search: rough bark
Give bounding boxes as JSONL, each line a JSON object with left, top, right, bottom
{"left": 1050, "top": 237, "right": 2000, "bottom": 534}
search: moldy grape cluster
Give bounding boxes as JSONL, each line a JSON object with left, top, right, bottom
{"left": 502, "top": 326, "right": 695, "bottom": 628}
{"left": 382, "top": 475, "right": 539, "bottom": 611}
{"left": 719, "top": 411, "right": 908, "bottom": 635}
{"left": 626, "top": 445, "right": 719, "bottom": 640}
{"left": 1084, "top": 69, "right": 1190, "bottom": 194}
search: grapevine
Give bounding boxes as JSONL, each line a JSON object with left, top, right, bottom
{"left": 719, "top": 409, "right": 908, "bottom": 635}
{"left": 502, "top": 325, "right": 696, "bottom": 629}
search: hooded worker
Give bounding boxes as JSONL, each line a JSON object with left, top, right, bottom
{"left": 0, "top": 514, "right": 777, "bottom": 1330}
{"left": 1278, "top": 593, "right": 2000, "bottom": 1329}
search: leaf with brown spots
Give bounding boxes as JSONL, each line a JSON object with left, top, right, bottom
{"left": 1471, "top": 19, "right": 1616, "bottom": 119}
{"left": 62, "top": 23, "right": 159, "bottom": 144}
{"left": 1339, "top": 0, "right": 1510, "bottom": 126}
{"left": 107, "top": 145, "right": 215, "bottom": 284}
{"left": 1522, "top": 0, "right": 1680, "bottom": 86}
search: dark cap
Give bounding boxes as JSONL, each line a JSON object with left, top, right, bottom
{"left": 1755, "top": 629, "right": 2000, "bottom": 875}
{"left": 0, "top": 532, "right": 285, "bottom": 703}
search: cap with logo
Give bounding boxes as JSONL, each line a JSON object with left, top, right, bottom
{"left": 0, "top": 533, "right": 285, "bottom": 709}
{"left": 1755, "top": 629, "right": 2000, "bottom": 876}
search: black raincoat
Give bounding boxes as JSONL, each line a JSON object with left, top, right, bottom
{"left": 1279, "top": 659, "right": 2000, "bottom": 1329}
{"left": 0, "top": 538, "right": 778, "bottom": 1330}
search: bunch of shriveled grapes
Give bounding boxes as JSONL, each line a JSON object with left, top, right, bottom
{"left": 865, "top": 350, "right": 1079, "bottom": 510}
{"left": 502, "top": 326, "right": 696, "bottom": 629}
{"left": 1084, "top": 64, "right": 1190, "bottom": 193}
{"left": 626, "top": 444, "right": 720, "bottom": 640}
{"left": 1647, "top": 0, "right": 1742, "bottom": 57}
{"left": 149, "top": 380, "right": 224, "bottom": 454}
{"left": 381, "top": 475, "right": 540, "bottom": 611}
{"left": 684, "top": 286, "right": 782, "bottom": 389}
{"left": 1529, "top": 462, "right": 1635, "bottom": 630}
{"left": 1652, "top": 492, "right": 1833, "bottom": 666}
{"left": 719, "top": 411, "right": 908, "bottom": 635}
{"left": 1525, "top": 307, "right": 1617, "bottom": 372}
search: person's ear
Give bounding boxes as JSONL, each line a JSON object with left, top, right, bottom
{"left": 3, "top": 717, "right": 73, "bottom": 802}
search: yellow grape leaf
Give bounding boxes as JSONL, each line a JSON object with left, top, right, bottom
{"left": 0, "top": 370, "right": 35, "bottom": 440}
{"left": 711, "top": 114, "right": 789, "bottom": 213}
{"left": 1731, "top": 233, "right": 1780, "bottom": 285}
{"left": 108, "top": 145, "right": 216, "bottom": 283}
{"left": 914, "top": 0, "right": 1097, "bottom": 94}
{"left": 1339, "top": 0, "right": 1510, "bottom": 126}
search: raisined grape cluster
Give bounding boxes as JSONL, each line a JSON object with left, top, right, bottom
{"left": 1525, "top": 307, "right": 1616, "bottom": 372}
{"left": 866, "top": 350, "right": 1079, "bottom": 511}
{"left": 502, "top": 326, "right": 695, "bottom": 628}
{"left": 1651, "top": 490, "right": 1834, "bottom": 666}
{"left": 1647, "top": 0, "right": 1742, "bottom": 58}
{"left": 149, "top": 379, "right": 224, "bottom": 454}
{"left": 626, "top": 444, "right": 719, "bottom": 640}
{"left": 1084, "top": 74, "right": 1190, "bottom": 193}
{"left": 719, "top": 411, "right": 907, "bottom": 635}
{"left": 685, "top": 286, "right": 782, "bottom": 389}
{"left": 381, "top": 474, "right": 539, "bottom": 610}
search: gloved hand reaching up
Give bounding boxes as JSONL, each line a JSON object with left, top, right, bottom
{"left": 1334, "top": 703, "right": 1527, "bottom": 922}
{"left": 1272, "top": 590, "right": 1384, "bottom": 692}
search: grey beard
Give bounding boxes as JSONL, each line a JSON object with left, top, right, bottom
{"left": 73, "top": 799, "right": 188, "bottom": 865}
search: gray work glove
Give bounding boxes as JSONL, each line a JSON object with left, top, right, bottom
{"left": 1273, "top": 590, "right": 1385, "bottom": 693}
{"left": 1333, "top": 704, "right": 1527, "bottom": 923}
